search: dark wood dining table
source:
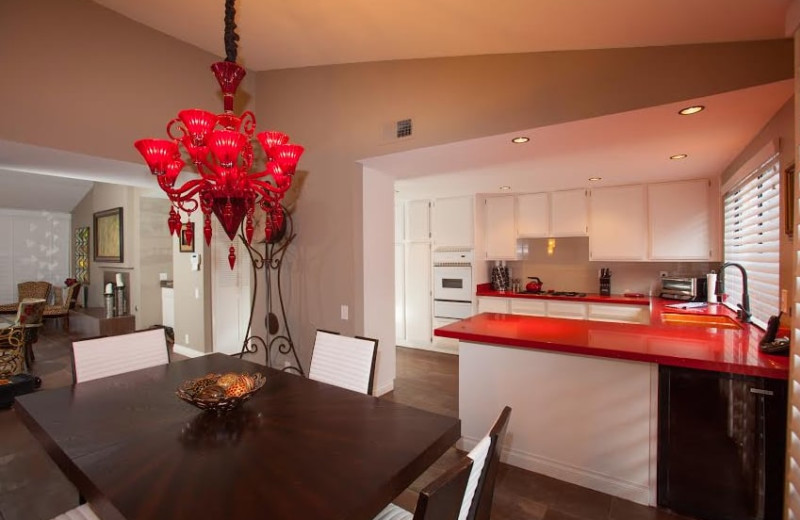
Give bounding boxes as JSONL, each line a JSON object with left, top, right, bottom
{"left": 14, "top": 353, "right": 461, "bottom": 520}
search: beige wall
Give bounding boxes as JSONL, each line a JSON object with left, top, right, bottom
{"left": 721, "top": 100, "right": 795, "bottom": 326}
{"left": 255, "top": 41, "right": 793, "bottom": 370}
{"left": 0, "top": 0, "right": 254, "bottom": 162}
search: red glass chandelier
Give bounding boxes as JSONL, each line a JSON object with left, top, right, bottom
{"left": 134, "top": 0, "right": 303, "bottom": 268}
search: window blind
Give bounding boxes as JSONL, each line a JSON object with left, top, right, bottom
{"left": 788, "top": 165, "right": 800, "bottom": 520}
{"left": 722, "top": 153, "right": 780, "bottom": 326}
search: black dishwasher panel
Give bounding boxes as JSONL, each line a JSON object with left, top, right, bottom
{"left": 657, "top": 366, "right": 786, "bottom": 520}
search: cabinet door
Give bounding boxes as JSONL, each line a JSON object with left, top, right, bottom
{"left": 405, "top": 242, "right": 431, "bottom": 344}
{"left": 517, "top": 192, "right": 550, "bottom": 238}
{"left": 477, "top": 297, "right": 509, "bottom": 314}
{"left": 587, "top": 303, "right": 649, "bottom": 324}
{"left": 406, "top": 200, "right": 430, "bottom": 242}
{"left": 510, "top": 298, "right": 547, "bottom": 316}
{"left": 589, "top": 185, "right": 647, "bottom": 260}
{"left": 551, "top": 189, "right": 588, "bottom": 237}
{"left": 547, "top": 301, "right": 587, "bottom": 320}
{"left": 485, "top": 196, "right": 517, "bottom": 260}
{"left": 649, "top": 180, "right": 711, "bottom": 260}
{"left": 433, "top": 196, "right": 473, "bottom": 248}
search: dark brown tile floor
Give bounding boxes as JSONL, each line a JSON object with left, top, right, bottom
{"left": 0, "top": 329, "right": 695, "bottom": 520}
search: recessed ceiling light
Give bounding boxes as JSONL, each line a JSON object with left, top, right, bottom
{"left": 588, "top": 177, "right": 602, "bottom": 182}
{"left": 679, "top": 105, "right": 705, "bottom": 115}
{"left": 499, "top": 185, "right": 511, "bottom": 190}
{"left": 511, "top": 136, "right": 530, "bottom": 144}
{"left": 670, "top": 154, "right": 688, "bottom": 160}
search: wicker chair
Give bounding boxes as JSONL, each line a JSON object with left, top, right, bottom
{"left": 43, "top": 283, "right": 81, "bottom": 331}
{"left": 0, "top": 281, "right": 53, "bottom": 314}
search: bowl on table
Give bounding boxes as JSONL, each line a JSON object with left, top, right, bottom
{"left": 176, "top": 372, "right": 265, "bottom": 413}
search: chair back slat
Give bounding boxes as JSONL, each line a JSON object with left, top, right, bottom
{"left": 71, "top": 328, "right": 170, "bottom": 384}
{"left": 308, "top": 330, "right": 378, "bottom": 394}
{"left": 414, "top": 457, "right": 473, "bottom": 520}
{"left": 460, "top": 406, "right": 512, "bottom": 520}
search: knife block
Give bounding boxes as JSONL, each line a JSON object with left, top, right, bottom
{"left": 599, "top": 277, "right": 611, "bottom": 296}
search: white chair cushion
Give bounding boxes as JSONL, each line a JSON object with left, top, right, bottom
{"left": 51, "top": 504, "right": 99, "bottom": 520}
{"left": 72, "top": 328, "right": 169, "bottom": 383}
{"left": 457, "top": 435, "right": 492, "bottom": 520}
{"left": 373, "top": 503, "right": 413, "bottom": 520}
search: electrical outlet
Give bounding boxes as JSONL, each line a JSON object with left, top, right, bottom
{"left": 184, "top": 334, "right": 189, "bottom": 345}
{"left": 659, "top": 271, "right": 668, "bottom": 278}
{"left": 341, "top": 305, "right": 349, "bottom": 320}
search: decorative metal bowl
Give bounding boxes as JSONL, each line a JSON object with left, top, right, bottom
{"left": 176, "top": 372, "right": 266, "bottom": 413}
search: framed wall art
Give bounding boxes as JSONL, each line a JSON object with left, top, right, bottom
{"left": 94, "top": 207, "right": 123, "bottom": 263}
{"left": 180, "top": 222, "right": 195, "bottom": 253}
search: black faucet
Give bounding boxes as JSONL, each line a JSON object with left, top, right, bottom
{"left": 716, "top": 262, "right": 752, "bottom": 323}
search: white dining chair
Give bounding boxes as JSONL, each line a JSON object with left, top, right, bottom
{"left": 373, "top": 457, "right": 473, "bottom": 520}
{"left": 308, "top": 330, "right": 378, "bottom": 394}
{"left": 373, "top": 406, "right": 511, "bottom": 520}
{"left": 51, "top": 503, "right": 99, "bottom": 520}
{"left": 71, "top": 328, "right": 170, "bottom": 384}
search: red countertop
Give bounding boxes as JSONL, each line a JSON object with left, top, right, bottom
{"left": 437, "top": 290, "right": 789, "bottom": 379}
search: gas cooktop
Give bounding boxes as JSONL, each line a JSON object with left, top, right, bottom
{"left": 520, "top": 291, "right": 587, "bottom": 297}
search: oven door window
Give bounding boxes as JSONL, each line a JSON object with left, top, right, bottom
{"left": 441, "top": 278, "right": 464, "bottom": 289}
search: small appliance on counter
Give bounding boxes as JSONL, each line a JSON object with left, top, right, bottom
{"left": 525, "top": 277, "right": 543, "bottom": 292}
{"left": 490, "top": 261, "right": 510, "bottom": 292}
{"left": 599, "top": 268, "right": 611, "bottom": 296}
{"left": 660, "top": 276, "right": 707, "bottom": 301}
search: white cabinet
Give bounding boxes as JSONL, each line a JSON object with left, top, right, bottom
{"left": 432, "top": 317, "right": 460, "bottom": 353}
{"left": 484, "top": 196, "right": 518, "bottom": 260}
{"left": 587, "top": 303, "right": 649, "bottom": 324}
{"left": 547, "top": 301, "right": 587, "bottom": 320}
{"left": 405, "top": 242, "right": 431, "bottom": 344}
{"left": 406, "top": 200, "right": 430, "bottom": 241}
{"left": 433, "top": 196, "right": 473, "bottom": 248}
{"left": 517, "top": 192, "right": 550, "bottom": 238}
{"left": 648, "top": 179, "right": 712, "bottom": 260}
{"left": 510, "top": 298, "right": 547, "bottom": 316}
{"left": 478, "top": 296, "right": 509, "bottom": 314}
{"left": 589, "top": 185, "right": 647, "bottom": 261}
{"left": 551, "top": 189, "right": 588, "bottom": 237}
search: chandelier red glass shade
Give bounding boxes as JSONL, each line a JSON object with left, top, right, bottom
{"left": 134, "top": 3, "right": 303, "bottom": 269}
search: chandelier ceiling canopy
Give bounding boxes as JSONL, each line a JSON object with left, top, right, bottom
{"left": 134, "top": 0, "right": 303, "bottom": 268}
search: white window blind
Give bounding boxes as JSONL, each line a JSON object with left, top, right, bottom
{"left": 722, "top": 153, "right": 780, "bottom": 326}
{"left": 789, "top": 163, "right": 800, "bottom": 520}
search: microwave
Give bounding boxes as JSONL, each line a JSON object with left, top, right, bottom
{"left": 660, "top": 276, "right": 707, "bottom": 301}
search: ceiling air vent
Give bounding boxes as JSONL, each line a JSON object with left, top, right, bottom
{"left": 396, "top": 119, "right": 412, "bottom": 138}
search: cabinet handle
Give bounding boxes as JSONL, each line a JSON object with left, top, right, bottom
{"left": 749, "top": 388, "right": 773, "bottom": 396}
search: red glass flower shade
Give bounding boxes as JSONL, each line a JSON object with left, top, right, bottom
{"left": 134, "top": 60, "right": 304, "bottom": 268}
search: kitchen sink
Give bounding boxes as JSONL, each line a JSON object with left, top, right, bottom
{"left": 660, "top": 313, "right": 743, "bottom": 329}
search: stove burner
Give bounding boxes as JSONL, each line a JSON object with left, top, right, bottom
{"left": 519, "top": 290, "right": 587, "bottom": 297}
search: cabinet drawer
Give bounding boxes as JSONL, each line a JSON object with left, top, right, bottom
{"left": 477, "top": 297, "right": 509, "bottom": 314}
{"left": 510, "top": 299, "right": 547, "bottom": 316}
{"left": 588, "top": 304, "right": 649, "bottom": 324}
{"left": 547, "top": 301, "right": 587, "bottom": 320}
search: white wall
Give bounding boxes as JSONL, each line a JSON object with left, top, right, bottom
{"left": 362, "top": 167, "right": 396, "bottom": 395}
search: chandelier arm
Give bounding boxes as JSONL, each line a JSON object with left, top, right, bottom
{"left": 250, "top": 179, "right": 288, "bottom": 195}
{"left": 157, "top": 176, "right": 207, "bottom": 198}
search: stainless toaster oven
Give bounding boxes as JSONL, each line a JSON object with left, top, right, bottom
{"left": 660, "top": 276, "right": 707, "bottom": 301}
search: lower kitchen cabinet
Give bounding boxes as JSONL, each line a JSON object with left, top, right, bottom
{"left": 477, "top": 296, "right": 510, "bottom": 314}
{"left": 657, "top": 366, "right": 786, "bottom": 520}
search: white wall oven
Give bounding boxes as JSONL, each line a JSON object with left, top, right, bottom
{"left": 433, "top": 251, "right": 473, "bottom": 319}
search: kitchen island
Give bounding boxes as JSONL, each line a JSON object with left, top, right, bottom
{"left": 435, "top": 297, "right": 788, "bottom": 508}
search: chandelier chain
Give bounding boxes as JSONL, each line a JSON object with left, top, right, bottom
{"left": 224, "top": 0, "right": 239, "bottom": 63}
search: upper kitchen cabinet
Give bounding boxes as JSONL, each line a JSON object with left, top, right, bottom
{"left": 432, "top": 195, "right": 473, "bottom": 249}
{"left": 484, "top": 195, "right": 518, "bottom": 260}
{"left": 589, "top": 185, "right": 647, "bottom": 261}
{"left": 551, "top": 189, "right": 588, "bottom": 237}
{"left": 406, "top": 199, "right": 431, "bottom": 242}
{"left": 517, "top": 192, "right": 550, "bottom": 238}
{"left": 648, "top": 179, "right": 713, "bottom": 261}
